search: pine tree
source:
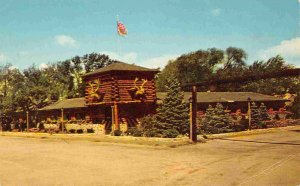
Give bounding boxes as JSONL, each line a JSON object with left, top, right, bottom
{"left": 251, "top": 102, "right": 261, "bottom": 128}
{"left": 156, "top": 76, "right": 189, "bottom": 134}
{"left": 291, "top": 94, "right": 300, "bottom": 118}
{"left": 213, "top": 103, "right": 227, "bottom": 128}
{"left": 202, "top": 103, "right": 232, "bottom": 133}
{"left": 259, "top": 103, "right": 269, "bottom": 121}
{"left": 203, "top": 105, "right": 215, "bottom": 126}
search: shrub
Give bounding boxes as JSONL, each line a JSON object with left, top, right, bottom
{"left": 126, "top": 127, "right": 143, "bottom": 137}
{"left": 139, "top": 115, "right": 158, "bottom": 130}
{"left": 162, "top": 129, "right": 180, "bottom": 138}
{"left": 143, "top": 128, "right": 163, "bottom": 137}
{"left": 112, "top": 129, "right": 122, "bottom": 136}
{"left": 202, "top": 103, "right": 234, "bottom": 134}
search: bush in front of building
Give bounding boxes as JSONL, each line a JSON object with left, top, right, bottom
{"left": 162, "top": 129, "right": 180, "bottom": 138}
{"left": 139, "top": 115, "right": 159, "bottom": 130}
{"left": 143, "top": 128, "right": 161, "bottom": 137}
{"left": 201, "top": 103, "right": 234, "bottom": 134}
{"left": 139, "top": 115, "right": 163, "bottom": 137}
{"left": 126, "top": 127, "right": 143, "bottom": 137}
{"left": 112, "top": 129, "right": 122, "bottom": 136}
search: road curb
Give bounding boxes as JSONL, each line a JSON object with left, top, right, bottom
{"left": 202, "top": 125, "right": 300, "bottom": 139}
{"left": 0, "top": 132, "right": 192, "bottom": 147}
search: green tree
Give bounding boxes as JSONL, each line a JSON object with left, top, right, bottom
{"left": 0, "top": 64, "right": 24, "bottom": 114}
{"left": 223, "top": 47, "right": 247, "bottom": 69}
{"left": 250, "top": 102, "right": 262, "bottom": 128}
{"left": 202, "top": 105, "right": 215, "bottom": 126}
{"left": 259, "top": 103, "right": 269, "bottom": 121}
{"left": 240, "top": 55, "right": 298, "bottom": 95}
{"left": 290, "top": 90, "right": 300, "bottom": 119}
{"left": 202, "top": 103, "right": 232, "bottom": 133}
{"left": 20, "top": 65, "right": 51, "bottom": 111}
{"left": 83, "top": 53, "right": 117, "bottom": 73}
{"left": 156, "top": 47, "right": 247, "bottom": 91}
{"left": 155, "top": 60, "right": 178, "bottom": 92}
{"left": 156, "top": 76, "right": 189, "bottom": 134}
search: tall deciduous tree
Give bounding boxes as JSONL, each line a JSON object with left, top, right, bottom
{"left": 83, "top": 53, "right": 117, "bottom": 73}
{"left": 223, "top": 47, "right": 247, "bottom": 69}
{"left": 156, "top": 48, "right": 224, "bottom": 91}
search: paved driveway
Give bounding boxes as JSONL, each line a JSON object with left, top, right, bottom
{"left": 0, "top": 126, "right": 299, "bottom": 186}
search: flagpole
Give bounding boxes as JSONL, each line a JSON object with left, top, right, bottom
{"left": 116, "top": 14, "right": 121, "bottom": 58}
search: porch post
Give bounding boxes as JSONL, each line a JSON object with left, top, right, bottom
{"left": 114, "top": 102, "right": 119, "bottom": 130}
{"left": 111, "top": 105, "right": 115, "bottom": 133}
{"left": 26, "top": 111, "right": 29, "bottom": 132}
{"left": 61, "top": 108, "right": 64, "bottom": 133}
{"left": 247, "top": 97, "right": 251, "bottom": 130}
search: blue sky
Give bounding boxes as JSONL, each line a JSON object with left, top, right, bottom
{"left": 0, "top": 0, "right": 299, "bottom": 69}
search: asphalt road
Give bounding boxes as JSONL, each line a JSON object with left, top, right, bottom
{"left": 0, "top": 126, "right": 300, "bottom": 186}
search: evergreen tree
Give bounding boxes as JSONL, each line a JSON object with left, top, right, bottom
{"left": 259, "top": 103, "right": 269, "bottom": 121}
{"left": 156, "top": 76, "right": 189, "bottom": 134}
{"left": 213, "top": 103, "right": 227, "bottom": 128}
{"left": 202, "top": 103, "right": 233, "bottom": 133}
{"left": 202, "top": 105, "right": 215, "bottom": 127}
{"left": 291, "top": 94, "right": 300, "bottom": 119}
{"left": 250, "top": 102, "right": 261, "bottom": 128}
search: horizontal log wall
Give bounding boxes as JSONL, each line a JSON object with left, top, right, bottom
{"left": 84, "top": 71, "right": 157, "bottom": 104}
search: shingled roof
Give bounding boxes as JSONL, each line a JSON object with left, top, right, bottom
{"left": 39, "top": 97, "right": 87, "bottom": 111}
{"left": 39, "top": 92, "right": 286, "bottom": 111}
{"left": 82, "top": 62, "right": 159, "bottom": 77}
{"left": 156, "top": 92, "right": 286, "bottom": 103}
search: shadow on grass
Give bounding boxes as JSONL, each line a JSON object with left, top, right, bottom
{"left": 291, "top": 130, "right": 300, "bottom": 133}
{"left": 218, "top": 138, "right": 300, "bottom": 146}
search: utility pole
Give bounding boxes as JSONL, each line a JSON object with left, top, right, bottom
{"left": 247, "top": 97, "right": 251, "bottom": 130}
{"left": 189, "top": 86, "right": 197, "bottom": 142}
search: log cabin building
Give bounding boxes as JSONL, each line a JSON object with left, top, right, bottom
{"left": 40, "top": 62, "right": 159, "bottom": 131}
{"left": 38, "top": 62, "right": 287, "bottom": 132}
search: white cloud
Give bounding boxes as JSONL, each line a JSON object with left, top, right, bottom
{"left": 39, "top": 63, "right": 48, "bottom": 69}
{"left": 100, "top": 51, "right": 178, "bottom": 69}
{"left": 0, "top": 53, "right": 8, "bottom": 63}
{"left": 101, "top": 51, "right": 138, "bottom": 63}
{"left": 55, "top": 35, "right": 77, "bottom": 47}
{"left": 9, "top": 66, "right": 18, "bottom": 70}
{"left": 140, "top": 54, "right": 179, "bottom": 69}
{"left": 259, "top": 37, "right": 300, "bottom": 65}
{"left": 211, "top": 8, "right": 221, "bottom": 16}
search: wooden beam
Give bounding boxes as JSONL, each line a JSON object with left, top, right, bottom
{"left": 111, "top": 105, "right": 115, "bottom": 133}
{"left": 26, "top": 111, "right": 29, "bottom": 133}
{"left": 247, "top": 99, "right": 251, "bottom": 131}
{"left": 183, "top": 68, "right": 300, "bottom": 88}
{"left": 61, "top": 108, "right": 64, "bottom": 133}
{"left": 86, "top": 100, "right": 143, "bottom": 106}
{"left": 114, "top": 102, "right": 119, "bottom": 130}
{"left": 190, "top": 86, "right": 197, "bottom": 142}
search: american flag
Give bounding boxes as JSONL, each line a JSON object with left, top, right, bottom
{"left": 117, "top": 21, "right": 127, "bottom": 36}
